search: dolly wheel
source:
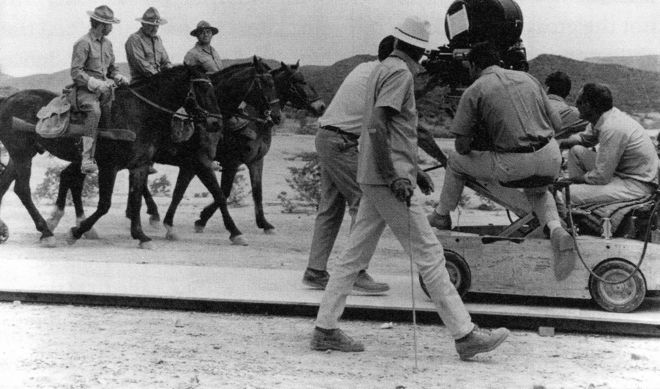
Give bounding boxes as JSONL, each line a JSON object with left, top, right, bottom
{"left": 589, "top": 259, "right": 647, "bottom": 313}
{"left": 419, "top": 250, "right": 471, "bottom": 298}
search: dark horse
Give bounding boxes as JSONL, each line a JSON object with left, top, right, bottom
{"left": 43, "top": 57, "right": 282, "bottom": 245}
{"left": 0, "top": 65, "right": 222, "bottom": 247}
{"left": 192, "top": 61, "right": 326, "bottom": 240}
{"left": 139, "top": 61, "right": 325, "bottom": 245}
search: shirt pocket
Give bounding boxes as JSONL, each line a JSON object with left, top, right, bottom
{"left": 87, "top": 46, "right": 102, "bottom": 70}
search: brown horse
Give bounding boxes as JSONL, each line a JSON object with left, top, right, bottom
{"left": 0, "top": 65, "right": 222, "bottom": 247}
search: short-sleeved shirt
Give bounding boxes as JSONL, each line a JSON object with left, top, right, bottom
{"left": 548, "top": 94, "right": 589, "bottom": 136}
{"left": 566, "top": 107, "right": 659, "bottom": 185}
{"left": 125, "top": 29, "right": 172, "bottom": 84}
{"left": 184, "top": 43, "right": 223, "bottom": 73}
{"left": 318, "top": 60, "right": 380, "bottom": 135}
{"left": 358, "top": 50, "right": 418, "bottom": 186}
{"left": 451, "top": 65, "right": 561, "bottom": 152}
{"left": 71, "top": 29, "right": 119, "bottom": 87}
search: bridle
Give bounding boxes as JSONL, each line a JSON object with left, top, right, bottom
{"left": 229, "top": 71, "right": 280, "bottom": 125}
{"left": 276, "top": 69, "right": 321, "bottom": 109}
{"left": 128, "top": 77, "right": 223, "bottom": 122}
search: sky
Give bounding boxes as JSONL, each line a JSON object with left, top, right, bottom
{"left": 1, "top": 0, "right": 659, "bottom": 77}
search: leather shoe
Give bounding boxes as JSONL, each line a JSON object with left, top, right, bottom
{"left": 428, "top": 211, "right": 452, "bottom": 230}
{"left": 550, "top": 227, "right": 576, "bottom": 281}
{"left": 455, "top": 325, "right": 509, "bottom": 361}
{"left": 353, "top": 270, "right": 389, "bottom": 294}
{"left": 311, "top": 328, "right": 365, "bottom": 352}
{"left": 302, "top": 268, "right": 329, "bottom": 289}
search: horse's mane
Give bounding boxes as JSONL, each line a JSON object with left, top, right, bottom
{"left": 216, "top": 62, "right": 254, "bottom": 76}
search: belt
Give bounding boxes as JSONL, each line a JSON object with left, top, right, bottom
{"left": 321, "top": 125, "right": 359, "bottom": 141}
{"left": 507, "top": 139, "right": 549, "bottom": 153}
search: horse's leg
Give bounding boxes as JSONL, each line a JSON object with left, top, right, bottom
{"left": 143, "top": 186, "right": 161, "bottom": 227}
{"left": 67, "top": 165, "right": 117, "bottom": 245}
{"left": 0, "top": 158, "right": 18, "bottom": 243}
{"left": 193, "top": 166, "right": 226, "bottom": 233}
{"left": 11, "top": 157, "right": 56, "bottom": 246}
{"left": 162, "top": 168, "right": 195, "bottom": 241}
{"left": 196, "top": 165, "right": 247, "bottom": 245}
{"left": 127, "top": 166, "right": 153, "bottom": 248}
{"left": 248, "top": 158, "right": 275, "bottom": 233}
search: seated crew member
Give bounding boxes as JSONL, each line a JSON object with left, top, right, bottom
{"left": 427, "top": 42, "right": 576, "bottom": 281}
{"left": 544, "top": 71, "right": 589, "bottom": 139}
{"left": 558, "top": 83, "right": 659, "bottom": 207}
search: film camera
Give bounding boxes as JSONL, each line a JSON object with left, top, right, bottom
{"left": 422, "top": 0, "right": 528, "bottom": 99}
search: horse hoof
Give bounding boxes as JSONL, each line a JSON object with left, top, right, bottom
{"left": 40, "top": 236, "right": 57, "bottom": 248}
{"left": 149, "top": 216, "right": 161, "bottom": 229}
{"left": 66, "top": 229, "right": 78, "bottom": 245}
{"left": 83, "top": 228, "right": 100, "bottom": 240}
{"left": 194, "top": 223, "right": 205, "bottom": 233}
{"left": 139, "top": 241, "right": 154, "bottom": 250}
{"left": 230, "top": 235, "right": 249, "bottom": 246}
{"left": 264, "top": 228, "right": 276, "bottom": 235}
{"left": 165, "top": 230, "right": 180, "bottom": 241}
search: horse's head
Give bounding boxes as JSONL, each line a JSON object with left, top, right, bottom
{"left": 272, "top": 60, "right": 325, "bottom": 117}
{"left": 248, "top": 56, "right": 281, "bottom": 125}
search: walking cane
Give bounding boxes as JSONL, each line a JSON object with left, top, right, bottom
{"left": 406, "top": 206, "right": 419, "bottom": 372}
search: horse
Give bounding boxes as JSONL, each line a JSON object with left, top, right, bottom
{"left": 0, "top": 65, "right": 222, "bottom": 247}
{"left": 136, "top": 61, "right": 325, "bottom": 245}
{"left": 44, "top": 57, "right": 282, "bottom": 245}
{"left": 192, "top": 61, "right": 326, "bottom": 238}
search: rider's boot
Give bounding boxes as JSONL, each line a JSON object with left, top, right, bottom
{"left": 81, "top": 135, "right": 98, "bottom": 174}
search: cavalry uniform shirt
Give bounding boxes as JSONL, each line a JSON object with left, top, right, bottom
{"left": 183, "top": 43, "right": 223, "bottom": 73}
{"left": 358, "top": 50, "right": 419, "bottom": 187}
{"left": 71, "top": 29, "right": 119, "bottom": 87}
{"left": 548, "top": 94, "right": 589, "bottom": 136}
{"left": 451, "top": 65, "right": 561, "bottom": 152}
{"left": 318, "top": 60, "right": 380, "bottom": 135}
{"left": 565, "top": 107, "right": 658, "bottom": 185}
{"left": 125, "top": 29, "right": 172, "bottom": 84}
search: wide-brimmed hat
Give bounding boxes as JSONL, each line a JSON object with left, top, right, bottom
{"left": 190, "top": 20, "right": 219, "bottom": 37}
{"left": 87, "top": 5, "right": 120, "bottom": 24}
{"left": 393, "top": 16, "right": 431, "bottom": 50}
{"left": 136, "top": 7, "right": 167, "bottom": 25}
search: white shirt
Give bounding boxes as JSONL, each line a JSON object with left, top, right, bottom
{"left": 317, "top": 60, "right": 380, "bottom": 135}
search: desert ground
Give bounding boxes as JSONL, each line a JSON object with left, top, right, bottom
{"left": 0, "top": 131, "right": 659, "bottom": 388}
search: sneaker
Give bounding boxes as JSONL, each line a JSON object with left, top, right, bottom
{"left": 428, "top": 211, "right": 452, "bottom": 230}
{"left": 310, "top": 328, "right": 365, "bottom": 352}
{"left": 353, "top": 270, "right": 390, "bottom": 294}
{"left": 455, "top": 325, "right": 510, "bottom": 361}
{"left": 302, "top": 268, "right": 329, "bottom": 289}
{"left": 550, "top": 227, "right": 576, "bottom": 281}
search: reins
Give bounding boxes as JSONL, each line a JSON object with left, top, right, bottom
{"left": 127, "top": 78, "right": 223, "bottom": 121}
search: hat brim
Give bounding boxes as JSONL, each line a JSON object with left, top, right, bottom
{"left": 136, "top": 18, "right": 168, "bottom": 25}
{"left": 190, "top": 27, "right": 219, "bottom": 36}
{"left": 87, "top": 10, "right": 120, "bottom": 24}
{"left": 393, "top": 28, "right": 430, "bottom": 50}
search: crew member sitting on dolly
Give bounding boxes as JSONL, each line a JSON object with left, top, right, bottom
{"left": 545, "top": 71, "right": 589, "bottom": 139}
{"left": 557, "top": 83, "right": 659, "bottom": 207}
{"left": 427, "top": 42, "right": 577, "bottom": 281}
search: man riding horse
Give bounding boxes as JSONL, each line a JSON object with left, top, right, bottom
{"left": 72, "top": 5, "right": 129, "bottom": 175}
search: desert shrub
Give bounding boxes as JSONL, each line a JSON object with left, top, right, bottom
{"left": 34, "top": 165, "right": 98, "bottom": 204}
{"left": 149, "top": 174, "right": 171, "bottom": 197}
{"left": 279, "top": 152, "right": 321, "bottom": 212}
{"left": 226, "top": 172, "right": 251, "bottom": 207}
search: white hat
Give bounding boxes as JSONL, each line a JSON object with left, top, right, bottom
{"left": 393, "top": 16, "right": 431, "bottom": 50}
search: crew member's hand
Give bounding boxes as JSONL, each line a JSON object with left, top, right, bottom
{"left": 416, "top": 170, "right": 434, "bottom": 195}
{"left": 113, "top": 74, "right": 129, "bottom": 86}
{"left": 390, "top": 178, "right": 414, "bottom": 207}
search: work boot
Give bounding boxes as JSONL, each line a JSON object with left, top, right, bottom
{"left": 551, "top": 227, "right": 577, "bottom": 281}
{"left": 428, "top": 211, "right": 452, "bottom": 230}
{"left": 310, "top": 327, "right": 365, "bottom": 352}
{"left": 80, "top": 135, "right": 98, "bottom": 174}
{"left": 302, "top": 268, "right": 329, "bottom": 289}
{"left": 455, "top": 325, "right": 510, "bottom": 361}
{"left": 353, "top": 270, "right": 389, "bottom": 294}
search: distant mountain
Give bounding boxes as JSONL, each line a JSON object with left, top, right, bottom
{"left": 584, "top": 55, "right": 660, "bottom": 74}
{"left": 528, "top": 54, "right": 660, "bottom": 113}
{"left": 2, "top": 54, "right": 659, "bottom": 119}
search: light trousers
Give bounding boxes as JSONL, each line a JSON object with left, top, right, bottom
{"left": 315, "top": 184, "right": 474, "bottom": 339}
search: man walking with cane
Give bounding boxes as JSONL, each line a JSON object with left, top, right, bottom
{"left": 311, "top": 17, "right": 509, "bottom": 360}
